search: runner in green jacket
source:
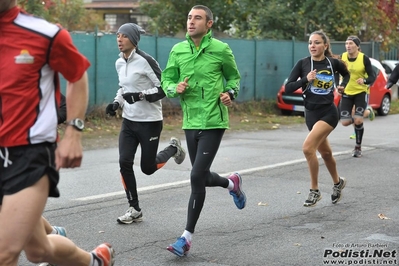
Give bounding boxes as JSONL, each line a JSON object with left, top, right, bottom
{"left": 162, "top": 4, "right": 245, "bottom": 258}
{"left": 162, "top": 20, "right": 240, "bottom": 129}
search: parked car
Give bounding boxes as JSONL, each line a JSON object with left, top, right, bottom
{"left": 276, "top": 58, "right": 391, "bottom": 116}
{"left": 381, "top": 60, "right": 399, "bottom": 77}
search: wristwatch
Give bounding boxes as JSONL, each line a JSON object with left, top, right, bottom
{"left": 227, "top": 89, "right": 235, "bottom": 100}
{"left": 67, "top": 118, "right": 85, "bottom": 131}
{"left": 138, "top": 92, "right": 145, "bottom": 101}
{"left": 363, "top": 79, "right": 367, "bottom": 85}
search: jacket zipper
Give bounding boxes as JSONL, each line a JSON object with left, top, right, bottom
{"left": 218, "top": 98, "right": 224, "bottom": 122}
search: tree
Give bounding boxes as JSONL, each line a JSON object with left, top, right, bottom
{"left": 360, "top": 0, "right": 399, "bottom": 50}
{"left": 18, "top": 0, "right": 48, "bottom": 17}
{"left": 139, "top": 0, "right": 238, "bottom": 36}
{"left": 19, "top": 0, "right": 105, "bottom": 32}
{"left": 231, "top": 0, "right": 302, "bottom": 39}
{"left": 230, "top": 0, "right": 399, "bottom": 50}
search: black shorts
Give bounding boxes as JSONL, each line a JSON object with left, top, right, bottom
{"left": 0, "top": 143, "right": 60, "bottom": 205}
{"left": 305, "top": 103, "right": 339, "bottom": 131}
{"left": 340, "top": 92, "right": 367, "bottom": 120}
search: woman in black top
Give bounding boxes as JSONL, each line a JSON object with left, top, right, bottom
{"left": 285, "top": 30, "right": 350, "bottom": 207}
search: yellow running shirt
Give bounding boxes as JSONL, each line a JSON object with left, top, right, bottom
{"left": 341, "top": 52, "right": 368, "bottom": 95}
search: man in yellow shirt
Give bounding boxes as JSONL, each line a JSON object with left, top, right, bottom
{"left": 340, "top": 36, "right": 376, "bottom": 157}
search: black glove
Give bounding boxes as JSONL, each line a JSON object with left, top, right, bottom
{"left": 386, "top": 82, "right": 393, "bottom": 89}
{"left": 122, "top": 92, "right": 144, "bottom": 104}
{"left": 105, "top": 102, "right": 119, "bottom": 116}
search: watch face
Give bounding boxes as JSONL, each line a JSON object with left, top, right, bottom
{"left": 70, "top": 119, "right": 84, "bottom": 130}
{"left": 75, "top": 119, "right": 84, "bottom": 129}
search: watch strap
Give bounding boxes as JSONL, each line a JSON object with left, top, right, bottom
{"left": 67, "top": 118, "right": 84, "bottom": 131}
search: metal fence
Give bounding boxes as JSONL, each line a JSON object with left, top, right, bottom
{"left": 66, "top": 32, "right": 388, "bottom": 106}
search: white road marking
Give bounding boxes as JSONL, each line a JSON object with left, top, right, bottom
{"left": 74, "top": 148, "right": 372, "bottom": 201}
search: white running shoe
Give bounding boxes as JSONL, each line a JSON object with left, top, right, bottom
{"left": 117, "top": 206, "right": 143, "bottom": 224}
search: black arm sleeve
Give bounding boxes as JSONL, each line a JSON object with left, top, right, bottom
{"left": 388, "top": 64, "right": 399, "bottom": 86}
{"left": 335, "top": 59, "right": 350, "bottom": 87}
{"left": 137, "top": 49, "right": 166, "bottom": 103}
{"left": 144, "top": 87, "right": 166, "bottom": 102}
{"left": 285, "top": 59, "right": 308, "bottom": 93}
{"left": 364, "top": 56, "right": 376, "bottom": 85}
{"left": 58, "top": 93, "right": 67, "bottom": 124}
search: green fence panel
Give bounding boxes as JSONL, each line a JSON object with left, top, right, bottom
{"left": 64, "top": 33, "right": 385, "bottom": 107}
{"left": 95, "top": 34, "right": 119, "bottom": 104}
{"left": 256, "top": 40, "right": 295, "bottom": 100}
{"left": 61, "top": 33, "right": 95, "bottom": 105}
{"left": 154, "top": 36, "right": 182, "bottom": 69}
{"left": 220, "top": 38, "right": 255, "bottom": 102}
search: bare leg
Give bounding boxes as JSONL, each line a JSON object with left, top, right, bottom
{"left": 0, "top": 175, "right": 91, "bottom": 266}
{"left": 363, "top": 108, "right": 370, "bottom": 118}
{"left": 302, "top": 121, "right": 334, "bottom": 190}
{"left": 42, "top": 216, "right": 54, "bottom": 235}
{"left": 317, "top": 138, "right": 340, "bottom": 184}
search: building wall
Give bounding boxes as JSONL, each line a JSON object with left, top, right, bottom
{"left": 84, "top": 0, "right": 149, "bottom": 32}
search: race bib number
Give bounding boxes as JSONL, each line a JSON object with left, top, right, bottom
{"left": 310, "top": 73, "right": 334, "bottom": 95}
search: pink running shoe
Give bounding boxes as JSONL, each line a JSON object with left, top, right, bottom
{"left": 228, "top": 173, "right": 247, "bottom": 209}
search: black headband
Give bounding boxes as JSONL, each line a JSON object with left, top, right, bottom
{"left": 347, "top": 37, "right": 360, "bottom": 47}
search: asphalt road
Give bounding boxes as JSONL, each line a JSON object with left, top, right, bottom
{"left": 21, "top": 114, "right": 399, "bottom": 266}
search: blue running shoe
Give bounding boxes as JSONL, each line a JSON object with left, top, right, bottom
{"left": 167, "top": 237, "right": 191, "bottom": 257}
{"left": 52, "top": 226, "right": 67, "bottom": 237}
{"left": 228, "top": 173, "right": 247, "bottom": 209}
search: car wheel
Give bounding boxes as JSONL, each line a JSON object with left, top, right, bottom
{"left": 377, "top": 94, "right": 391, "bottom": 116}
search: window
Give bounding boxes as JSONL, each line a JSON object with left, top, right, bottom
{"left": 105, "top": 14, "right": 117, "bottom": 32}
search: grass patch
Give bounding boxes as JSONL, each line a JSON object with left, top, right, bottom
{"left": 59, "top": 99, "right": 399, "bottom": 150}
{"left": 389, "top": 98, "right": 399, "bottom": 113}
{"left": 228, "top": 100, "right": 304, "bottom": 131}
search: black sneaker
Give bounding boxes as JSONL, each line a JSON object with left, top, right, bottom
{"left": 352, "top": 146, "right": 362, "bottom": 158}
{"left": 331, "top": 177, "right": 346, "bottom": 204}
{"left": 303, "top": 190, "right": 322, "bottom": 207}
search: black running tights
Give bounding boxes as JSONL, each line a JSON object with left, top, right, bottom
{"left": 184, "top": 129, "right": 229, "bottom": 233}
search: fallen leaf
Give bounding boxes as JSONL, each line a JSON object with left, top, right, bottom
{"left": 378, "top": 213, "right": 390, "bottom": 220}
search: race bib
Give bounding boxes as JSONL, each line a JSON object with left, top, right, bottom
{"left": 309, "top": 73, "right": 334, "bottom": 95}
